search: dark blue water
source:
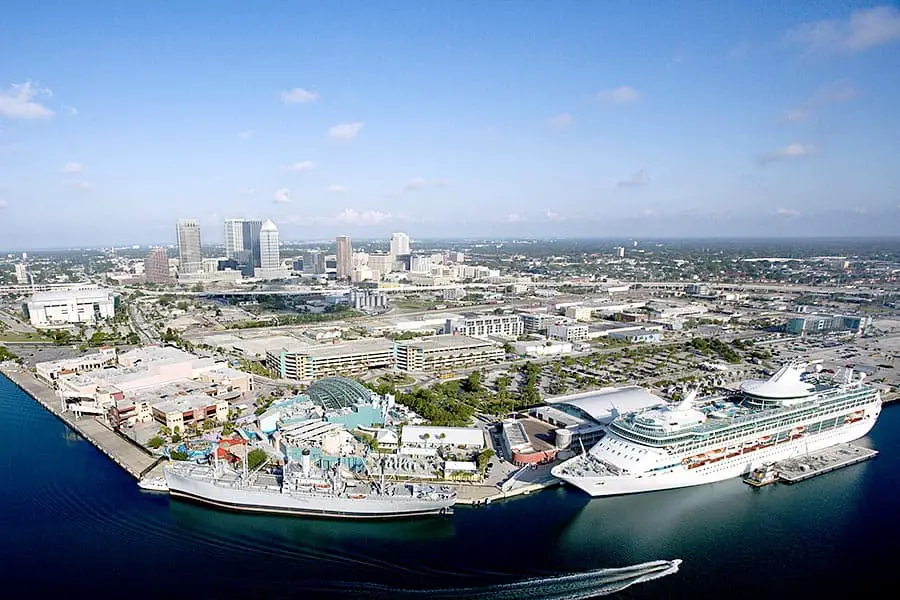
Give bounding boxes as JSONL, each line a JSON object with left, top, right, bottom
{"left": 2, "top": 372, "right": 899, "bottom": 599}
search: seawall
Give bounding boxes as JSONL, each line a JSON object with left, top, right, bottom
{"left": 0, "top": 364, "right": 158, "bottom": 479}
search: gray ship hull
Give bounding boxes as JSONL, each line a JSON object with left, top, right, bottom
{"left": 165, "top": 468, "right": 455, "bottom": 519}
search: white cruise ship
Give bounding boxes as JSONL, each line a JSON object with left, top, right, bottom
{"left": 552, "top": 363, "right": 882, "bottom": 497}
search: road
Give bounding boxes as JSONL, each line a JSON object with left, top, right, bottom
{"left": 0, "top": 308, "right": 36, "bottom": 333}
{"left": 129, "top": 303, "right": 160, "bottom": 345}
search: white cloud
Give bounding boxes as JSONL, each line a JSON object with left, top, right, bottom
{"left": 238, "top": 129, "right": 255, "bottom": 140}
{"left": 781, "top": 79, "right": 858, "bottom": 123}
{"left": 65, "top": 106, "right": 78, "bottom": 116}
{"left": 403, "top": 177, "right": 452, "bottom": 192}
{"left": 404, "top": 177, "right": 427, "bottom": 191}
{"left": 617, "top": 169, "right": 650, "bottom": 188}
{"left": 336, "top": 208, "right": 391, "bottom": 226}
{"left": 0, "top": 81, "right": 54, "bottom": 119}
{"left": 597, "top": 85, "right": 642, "bottom": 104}
{"left": 327, "top": 184, "right": 347, "bottom": 194}
{"left": 328, "top": 122, "right": 364, "bottom": 141}
{"left": 548, "top": 113, "right": 573, "bottom": 130}
{"left": 283, "top": 160, "right": 315, "bottom": 173}
{"left": 63, "top": 161, "right": 84, "bottom": 173}
{"left": 274, "top": 188, "right": 291, "bottom": 203}
{"left": 787, "top": 5, "right": 900, "bottom": 53}
{"left": 759, "top": 143, "right": 816, "bottom": 165}
{"left": 818, "top": 79, "right": 859, "bottom": 102}
{"left": 781, "top": 108, "right": 811, "bottom": 123}
{"left": 777, "top": 207, "right": 801, "bottom": 216}
{"left": 545, "top": 210, "right": 566, "bottom": 221}
{"left": 281, "top": 87, "right": 319, "bottom": 104}
{"left": 0, "top": 200, "right": 8, "bottom": 209}
{"left": 505, "top": 213, "right": 523, "bottom": 223}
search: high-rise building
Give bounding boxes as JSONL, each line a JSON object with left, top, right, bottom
{"left": 390, "top": 232, "right": 410, "bottom": 258}
{"left": 259, "top": 220, "right": 280, "bottom": 270}
{"left": 175, "top": 219, "right": 202, "bottom": 275}
{"left": 336, "top": 235, "right": 352, "bottom": 280}
{"left": 14, "top": 263, "right": 29, "bottom": 285}
{"left": 223, "top": 219, "right": 244, "bottom": 260}
{"left": 224, "top": 218, "right": 263, "bottom": 273}
{"left": 302, "top": 251, "right": 325, "bottom": 275}
{"left": 144, "top": 247, "right": 172, "bottom": 283}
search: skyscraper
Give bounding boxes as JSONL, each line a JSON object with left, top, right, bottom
{"left": 14, "top": 263, "right": 29, "bottom": 285}
{"left": 336, "top": 235, "right": 352, "bottom": 280}
{"left": 390, "top": 232, "right": 410, "bottom": 258}
{"left": 302, "top": 250, "right": 325, "bottom": 275}
{"left": 224, "top": 218, "right": 263, "bottom": 274}
{"left": 259, "top": 220, "right": 280, "bottom": 270}
{"left": 144, "top": 247, "right": 172, "bottom": 283}
{"left": 223, "top": 219, "right": 244, "bottom": 260}
{"left": 175, "top": 219, "right": 202, "bottom": 274}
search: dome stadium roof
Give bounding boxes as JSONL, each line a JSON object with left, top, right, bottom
{"left": 305, "top": 377, "right": 373, "bottom": 411}
{"left": 552, "top": 386, "right": 664, "bottom": 424}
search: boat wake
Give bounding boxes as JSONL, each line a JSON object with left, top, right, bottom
{"left": 319, "top": 559, "right": 682, "bottom": 600}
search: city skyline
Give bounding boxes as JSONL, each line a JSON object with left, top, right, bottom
{"left": 1, "top": 2, "right": 900, "bottom": 248}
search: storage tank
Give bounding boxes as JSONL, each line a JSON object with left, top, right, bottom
{"left": 555, "top": 428, "right": 573, "bottom": 450}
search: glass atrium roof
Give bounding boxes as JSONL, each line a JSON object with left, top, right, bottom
{"left": 305, "top": 377, "right": 373, "bottom": 411}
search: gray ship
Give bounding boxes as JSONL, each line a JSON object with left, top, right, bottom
{"left": 164, "top": 449, "right": 456, "bottom": 519}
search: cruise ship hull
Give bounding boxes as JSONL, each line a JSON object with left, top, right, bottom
{"left": 555, "top": 410, "right": 878, "bottom": 498}
{"left": 165, "top": 469, "right": 455, "bottom": 519}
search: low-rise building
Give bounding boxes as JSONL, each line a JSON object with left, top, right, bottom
{"left": 394, "top": 335, "right": 503, "bottom": 373}
{"left": 24, "top": 287, "right": 118, "bottom": 327}
{"left": 565, "top": 306, "right": 593, "bottom": 322}
{"left": 151, "top": 394, "right": 229, "bottom": 432}
{"left": 786, "top": 313, "right": 872, "bottom": 336}
{"left": 444, "top": 313, "right": 523, "bottom": 338}
{"left": 547, "top": 321, "right": 589, "bottom": 342}
{"left": 35, "top": 347, "right": 117, "bottom": 383}
{"left": 400, "top": 425, "right": 485, "bottom": 456}
{"left": 266, "top": 338, "right": 395, "bottom": 381}
{"left": 520, "top": 312, "right": 558, "bottom": 334}
{"left": 608, "top": 328, "right": 662, "bottom": 343}
{"left": 511, "top": 340, "right": 573, "bottom": 357}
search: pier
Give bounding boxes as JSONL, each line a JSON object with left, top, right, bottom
{"left": 0, "top": 364, "right": 159, "bottom": 480}
{"left": 776, "top": 443, "right": 878, "bottom": 484}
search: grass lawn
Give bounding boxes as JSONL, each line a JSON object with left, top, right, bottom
{"left": 0, "top": 331, "right": 48, "bottom": 342}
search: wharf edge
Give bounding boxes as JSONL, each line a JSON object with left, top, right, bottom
{"left": 0, "top": 364, "right": 158, "bottom": 480}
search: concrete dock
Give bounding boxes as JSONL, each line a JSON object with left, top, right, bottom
{"left": 0, "top": 364, "right": 159, "bottom": 480}
{"left": 776, "top": 443, "right": 878, "bottom": 484}
{"left": 454, "top": 463, "right": 562, "bottom": 506}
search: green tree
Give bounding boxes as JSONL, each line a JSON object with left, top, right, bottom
{"left": 246, "top": 448, "right": 269, "bottom": 471}
{"left": 147, "top": 436, "right": 165, "bottom": 449}
{"left": 169, "top": 449, "right": 189, "bottom": 461}
{"left": 462, "top": 370, "right": 482, "bottom": 394}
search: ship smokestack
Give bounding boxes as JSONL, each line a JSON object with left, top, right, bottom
{"left": 301, "top": 448, "right": 311, "bottom": 476}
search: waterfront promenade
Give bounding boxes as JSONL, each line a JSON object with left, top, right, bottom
{"left": 0, "top": 363, "right": 159, "bottom": 479}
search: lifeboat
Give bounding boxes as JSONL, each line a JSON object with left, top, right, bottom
{"left": 790, "top": 425, "right": 806, "bottom": 439}
{"left": 315, "top": 483, "right": 331, "bottom": 489}
{"left": 707, "top": 448, "right": 725, "bottom": 462}
{"left": 846, "top": 410, "right": 865, "bottom": 423}
{"left": 759, "top": 435, "right": 774, "bottom": 445}
{"left": 686, "top": 454, "right": 708, "bottom": 469}
{"left": 348, "top": 494, "right": 367, "bottom": 500}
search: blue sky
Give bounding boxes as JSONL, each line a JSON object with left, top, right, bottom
{"left": 1, "top": 1, "right": 899, "bottom": 248}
